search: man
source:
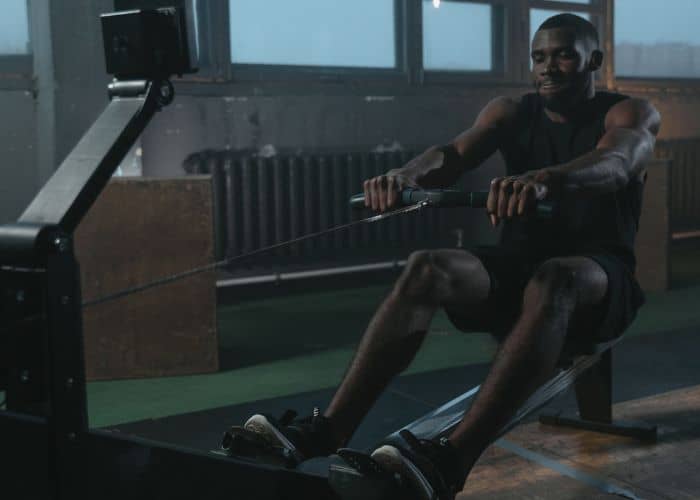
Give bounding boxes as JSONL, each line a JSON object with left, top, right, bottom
{"left": 239, "top": 14, "right": 660, "bottom": 499}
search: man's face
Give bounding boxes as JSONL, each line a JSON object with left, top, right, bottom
{"left": 531, "top": 27, "right": 597, "bottom": 112}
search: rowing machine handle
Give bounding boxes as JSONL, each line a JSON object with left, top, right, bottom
{"left": 349, "top": 189, "right": 556, "bottom": 218}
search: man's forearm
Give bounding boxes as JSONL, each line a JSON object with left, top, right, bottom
{"left": 544, "top": 131, "right": 653, "bottom": 196}
{"left": 392, "top": 145, "right": 466, "bottom": 189}
{"left": 545, "top": 148, "right": 628, "bottom": 197}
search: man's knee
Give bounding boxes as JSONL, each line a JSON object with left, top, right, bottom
{"left": 394, "top": 250, "right": 438, "bottom": 302}
{"left": 525, "top": 257, "right": 607, "bottom": 307}
{"left": 533, "top": 259, "right": 579, "bottom": 288}
{"left": 524, "top": 259, "right": 580, "bottom": 309}
{"left": 393, "top": 249, "right": 485, "bottom": 305}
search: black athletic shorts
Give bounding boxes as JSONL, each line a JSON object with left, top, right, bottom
{"left": 445, "top": 245, "right": 646, "bottom": 344}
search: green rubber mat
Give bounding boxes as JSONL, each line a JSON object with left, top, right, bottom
{"left": 87, "top": 281, "right": 700, "bottom": 428}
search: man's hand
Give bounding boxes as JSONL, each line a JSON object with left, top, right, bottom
{"left": 363, "top": 171, "right": 420, "bottom": 212}
{"left": 486, "top": 169, "right": 556, "bottom": 227}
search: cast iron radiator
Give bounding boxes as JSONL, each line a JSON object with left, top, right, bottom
{"left": 184, "top": 150, "right": 458, "bottom": 273}
{"left": 656, "top": 138, "right": 700, "bottom": 233}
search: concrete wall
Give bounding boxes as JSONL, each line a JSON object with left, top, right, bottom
{"left": 0, "top": 0, "right": 111, "bottom": 224}
{"left": 50, "top": 1, "right": 113, "bottom": 168}
{"left": 141, "top": 85, "right": 700, "bottom": 179}
{"left": 141, "top": 86, "right": 521, "bottom": 179}
{"left": 0, "top": 90, "right": 37, "bottom": 223}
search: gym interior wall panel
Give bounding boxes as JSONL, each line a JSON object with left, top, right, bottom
{"left": 139, "top": 87, "right": 521, "bottom": 179}
{"left": 0, "top": 90, "right": 37, "bottom": 223}
{"left": 655, "top": 139, "right": 700, "bottom": 232}
{"left": 133, "top": 82, "right": 700, "bottom": 285}
{"left": 643, "top": 92, "right": 700, "bottom": 141}
{"left": 50, "top": 0, "right": 112, "bottom": 168}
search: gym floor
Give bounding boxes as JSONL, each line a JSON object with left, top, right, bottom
{"left": 86, "top": 238, "right": 700, "bottom": 498}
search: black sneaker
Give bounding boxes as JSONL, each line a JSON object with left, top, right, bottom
{"left": 370, "top": 430, "right": 464, "bottom": 500}
{"left": 240, "top": 408, "right": 337, "bottom": 465}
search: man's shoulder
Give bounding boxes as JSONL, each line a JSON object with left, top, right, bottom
{"left": 595, "top": 91, "right": 630, "bottom": 105}
{"left": 481, "top": 95, "right": 535, "bottom": 125}
{"left": 595, "top": 90, "right": 629, "bottom": 99}
{"left": 485, "top": 95, "right": 520, "bottom": 112}
{"left": 603, "top": 95, "right": 661, "bottom": 133}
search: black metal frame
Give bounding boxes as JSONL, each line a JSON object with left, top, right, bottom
{"left": 0, "top": 78, "right": 337, "bottom": 499}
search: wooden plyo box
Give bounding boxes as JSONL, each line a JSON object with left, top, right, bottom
{"left": 634, "top": 159, "right": 671, "bottom": 292}
{"left": 75, "top": 176, "right": 218, "bottom": 381}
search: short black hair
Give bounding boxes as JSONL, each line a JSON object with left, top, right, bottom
{"left": 537, "top": 13, "right": 599, "bottom": 48}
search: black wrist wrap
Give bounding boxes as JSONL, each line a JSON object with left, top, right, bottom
{"left": 437, "top": 144, "right": 463, "bottom": 169}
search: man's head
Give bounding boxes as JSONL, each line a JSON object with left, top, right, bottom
{"left": 531, "top": 14, "right": 603, "bottom": 113}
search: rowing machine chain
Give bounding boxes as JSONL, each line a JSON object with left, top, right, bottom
{"left": 82, "top": 201, "right": 430, "bottom": 308}
{"left": 0, "top": 201, "right": 429, "bottom": 334}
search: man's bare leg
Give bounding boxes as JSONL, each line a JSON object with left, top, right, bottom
{"left": 324, "top": 249, "right": 492, "bottom": 446}
{"left": 445, "top": 257, "right": 608, "bottom": 479}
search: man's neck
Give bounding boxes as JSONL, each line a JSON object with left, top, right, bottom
{"left": 544, "top": 86, "right": 596, "bottom": 123}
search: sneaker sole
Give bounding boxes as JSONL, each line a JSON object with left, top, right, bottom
{"left": 244, "top": 414, "right": 298, "bottom": 454}
{"left": 371, "top": 445, "right": 434, "bottom": 500}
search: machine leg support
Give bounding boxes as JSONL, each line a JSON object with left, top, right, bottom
{"left": 540, "top": 351, "right": 657, "bottom": 442}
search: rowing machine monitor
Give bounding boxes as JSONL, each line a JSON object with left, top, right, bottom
{"left": 101, "top": 6, "right": 197, "bottom": 80}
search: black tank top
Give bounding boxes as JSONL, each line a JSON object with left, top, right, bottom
{"left": 499, "top": 91, "right": 644, "bottom": 271}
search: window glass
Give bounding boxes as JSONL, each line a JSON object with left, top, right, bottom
{"left": 0, "top": 0, "right": 30, "bottom": 55}
{"left": 615, "top": 0, "right": 700, "bottom": 78}
{"left": 229, "top": 0, "right": 395, "bottom": 68}
{"left": 422, "top": 0, "right": 492, "bottom": 71}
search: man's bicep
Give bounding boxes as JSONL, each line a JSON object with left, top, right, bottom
{"left": 603, "top": 98, "right": 661, "bottom": 137}
{"left": 597, "top": 99, "right": 660, "bottom": 180}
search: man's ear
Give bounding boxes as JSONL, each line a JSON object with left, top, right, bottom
{"left": 588, "top": 49, "right": 603, "bottom": 71}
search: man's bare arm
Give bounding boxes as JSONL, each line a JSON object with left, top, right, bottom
{"left": 547, "top": 98, "right": 661, "bottom": 196}
{"left": 405, "top": 97, "right": 517, "bottom": 187}
{"left": 363, "top": 97, "right": 517, "bottom": 212}
{"left": 486, "top": 98, "right": 660, "bottom": 226}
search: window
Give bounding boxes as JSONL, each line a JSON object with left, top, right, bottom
{"left": 0, "top": 0, "right": 30, "bottom": 55}
{"left": 615, "top": 0, "right": 700, "bottom": 79}
{"left": 422, "top": 1, "right": 493, "bottom": 72}
{"left": 187, "top": 0, "right": 699, "bottom": 89}
{"left": 228, "top": 0, "right": 396, "bottom": 69}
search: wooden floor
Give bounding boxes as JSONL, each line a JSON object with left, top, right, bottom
{"left": 459, "top": 385, "right": 700, "bottom": 499}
